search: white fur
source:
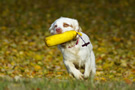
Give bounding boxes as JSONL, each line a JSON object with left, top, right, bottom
{"left": 49, "top": 17, "right": 96, "bottom": 80}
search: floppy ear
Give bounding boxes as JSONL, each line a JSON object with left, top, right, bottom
{"left": 72, "top": 19, "right": 82, "bottom": 32}
{"left": 49, "top": 23, "right": 55, "bottom": 35}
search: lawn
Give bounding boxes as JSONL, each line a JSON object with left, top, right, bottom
{"left": 0, "top": 77, "right": 135, "bottom": 90}
{"left": 0, "top": 0, "right": 135, "bottom": 89}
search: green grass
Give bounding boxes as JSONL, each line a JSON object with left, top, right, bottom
{"left": 0, "top": 78, "right": 135, "bottom": 90}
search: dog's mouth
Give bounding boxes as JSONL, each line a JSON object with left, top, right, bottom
{"left": 60, "top": 43, "right": 66, "bottom": 48}
{"left": 56, "top": 31, "right": 62, "bottom": 34}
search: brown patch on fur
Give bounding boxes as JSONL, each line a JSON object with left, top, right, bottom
{"left": 63, "top": 23, "right": 73, "bottom": 28}
{"left": 70, "top": 25, "right": 73, "bottom": 28}
{"left": 63, "top": 23, "right": 69, "bottom": 27}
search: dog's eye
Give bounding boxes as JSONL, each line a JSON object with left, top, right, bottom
{"left": 63, "top": 23, "right": 69, "bottom": 27}
{"left": 54, "top": 25, "right": 57, "bottom": 28}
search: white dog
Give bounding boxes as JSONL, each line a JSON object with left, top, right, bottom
{"left": 49, "top": 17, "right": 96, "bottom": 80}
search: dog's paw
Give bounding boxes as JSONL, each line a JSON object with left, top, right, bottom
{"left": 84, "top": 73, "right": 89, "bottom": 79}
{"left": 73, "top": 70, "right": 84, "bottom": 80}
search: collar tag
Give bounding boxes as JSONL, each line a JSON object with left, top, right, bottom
{"left": 77, "top": 34, "right": 90, "bottom": 47}
{"left": 82, "top": 42, "right": 90, "bottom": 47}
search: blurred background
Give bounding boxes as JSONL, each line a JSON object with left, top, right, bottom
{"left": 0, "top": 0, "right": 135, "bottom": 82}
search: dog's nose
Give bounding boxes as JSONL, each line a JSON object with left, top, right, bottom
{"left": 56, "top": 28, "right": 62, "bottom": 34}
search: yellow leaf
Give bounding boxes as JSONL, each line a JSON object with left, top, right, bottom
{"left": 1, "top": 26, "right": 7, "bottom": 30}
{"left": 101, "top": 77, "right": 106, "bottom": 81}
{"left": 29, "top": 42, "right": 36, "bottom": 46}
{"left": 57, "top": 72, "right": 63, "bottom": 75}
{"left": 11, "top": 62, "right": 15, "bottom": 66}
{"left": 133, "top": 79, "right": 135, "bottom": 82}
{"left": 121, "top": 60, "right": 127, "bottom": 67}
{"left": 113, "top": 37, "right": 121, "bottom": 42}
{"left": 97, "top": 47, "right": 106, "bottom": 52}
{"left": 34, "top": 65, "right": 41, "bottom": 71}
{"left": 19, "top": 51, "right": 24, "bottom": 55}
{"left": 34, "top": 54, "right": 43, "bottom": 61}
{"left": 96, "top": 71, "right": 101, "bottom": 76}
{"left": 109, "top": 75, "right": 114, "bottom": 79}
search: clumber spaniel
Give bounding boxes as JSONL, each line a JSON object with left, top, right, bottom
{"left": 49, "top": 17, "right": 96, "bottom": 80}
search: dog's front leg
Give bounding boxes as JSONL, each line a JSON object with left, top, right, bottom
{"left": 84, "top": 59, "right": 91, "bottom": 79}
{"left": 84, "top": 54, "right": 96, "bottom": 82}
{"left": 64, "top": 60, "right": 83, "bottom": 80}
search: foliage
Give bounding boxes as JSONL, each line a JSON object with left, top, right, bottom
{"left": 0, "top": 0, "right": 135, "bottom": 88}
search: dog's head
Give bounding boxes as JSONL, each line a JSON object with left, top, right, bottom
{"left": 49, "top": 17, "right": 82, "bottom": 35}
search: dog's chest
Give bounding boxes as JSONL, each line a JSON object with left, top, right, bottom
{"left": 61, "top": 46, "right": 79, "bottom": 58}
{"left": 67, "top": 47, "right": 79, "bottom": 54}
{"left": 63, "top": 47, "right": 85, "bottom": 62}
{"left": 64, "top": 47, "right": 87, "bottom": 66}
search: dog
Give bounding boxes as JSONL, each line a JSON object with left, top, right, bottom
{"left": 49, "top": 17, "right": 96, "bottom": 80}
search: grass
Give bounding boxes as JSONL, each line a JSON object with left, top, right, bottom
{"left": 0, "top": 77, "right": 135, "bottom": 90}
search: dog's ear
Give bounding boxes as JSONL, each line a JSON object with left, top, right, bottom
{"left": 72, "top": 19, "right": 82, "bottom": 32}
{"left": 49, "top": 23, "right": 55, "bottom": 35}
